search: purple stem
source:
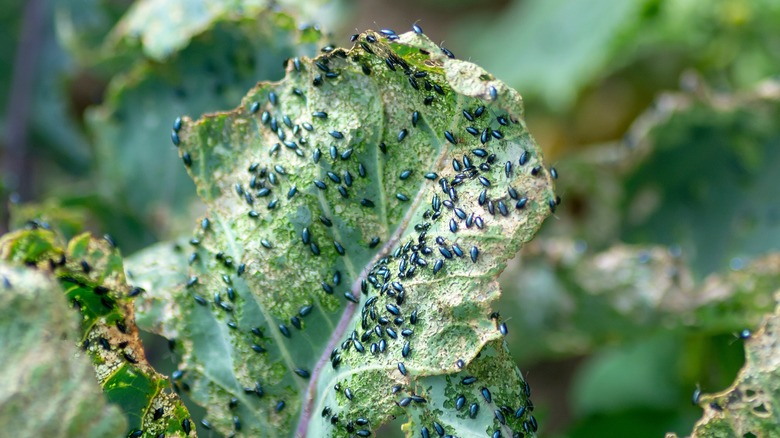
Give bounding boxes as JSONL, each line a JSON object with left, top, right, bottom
{"left": 2, "top": 0, "right": 44, "bottom": 232}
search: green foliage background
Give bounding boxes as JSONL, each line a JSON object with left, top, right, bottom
{"left": 1, "top": 0, "right": 779, "bottom": 436}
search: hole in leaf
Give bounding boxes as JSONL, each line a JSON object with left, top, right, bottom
{"left": 752, "top": 403, "right": 770, "bottom": 417}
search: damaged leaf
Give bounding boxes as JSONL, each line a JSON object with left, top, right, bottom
{"left": 0, "top": 262, "right": 126, "bottom": 437}
{"left": 671, "top": 287, "right": 780, "bottom": 437}
{"left": 129, "top": 28, "right": 556, "bottom": 437}
{"left": 0, "top": 229, "right": 192, "bottom": 437}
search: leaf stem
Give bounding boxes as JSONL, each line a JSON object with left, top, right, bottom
{"left": 1, "top": 0, "right": 45, "bottom": 232}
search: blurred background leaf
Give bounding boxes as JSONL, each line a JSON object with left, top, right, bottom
{"left": 620, "top": 85, "right": 780, "bottom": 278}
{"left": 0, "top": 261, "right": 127, "bottom": 437}
{"left": 1, "top": 0, "right": 93, "bottom": 208}
{"left": 2, "top": 0, "right": 337, "bottom": 253}
{"left": 496, "top": 82, "right": 780, "bottom": 436}
{"left": 451, "top": 0, "right": 651, "bottom": 110}
{"left": 450, "top": 0, "right": 780, "bottom": 112}
{"left": 85, "top": 12, "right": 326, "bottom": 251}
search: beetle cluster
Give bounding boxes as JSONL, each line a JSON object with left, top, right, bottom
{"left": 311, "top": 27, "right": 550, "bottom": 437}
{"left": 169, "top": 23, "right": 555, "bottom": 437}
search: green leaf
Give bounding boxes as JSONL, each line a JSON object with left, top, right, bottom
{"left": 86, "top": 12, "right": 324, "bottom": 245}
{"left": 673, "top": 284, "right": 780, "bottom": 437}
{"left": 129, "top": 29, "right": 556, "bottom": 436}
{"left": 0, "top": 229, "right": 192, "bottom": 437}
{"left": 449, "top": 0, "right": 651, "bottom": 109}
{"left": 0, "top": 261, "right": 126, "bottom": 437}
{"left": 571, "top": 334, "right": 682, "bottom": 417}
{"left": 107, "top": 0, "right": 331, "bottom": 61}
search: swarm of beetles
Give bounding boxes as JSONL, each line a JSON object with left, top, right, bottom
{"left": 167, "top": 24, "right": 557, "bottom": 438}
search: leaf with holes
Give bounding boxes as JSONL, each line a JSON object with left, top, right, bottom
{"left": 129, "top": 28, "right": 556, "bottom": 437}
{"left": 670, "top": 286, "right": 780, "bottom": 437}
{"left": 0, "top": 229, "right": 192, "bottom": 437}
{"left": 403, "top": 340, "right": 538, "bottom": 437}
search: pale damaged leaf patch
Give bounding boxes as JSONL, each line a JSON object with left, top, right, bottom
{"left": 0, "top": 229, "right": 192, "bottom": 437}
{"left": 402, "top": 340, "right": 538, "bottom": 437}
{"left": 110, "top": 0, "right": 268, "bottom": 60}
{"left": 0, "top": 262, "right": 125, "bottom": 437}
{"left": 132, "top": 28, "right": 556, "bottom": 437}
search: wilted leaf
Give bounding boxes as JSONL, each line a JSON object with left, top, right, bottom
{"left": 0, "top": 229, "right": 192, "bottom": 437}
{"left": 129, "top": 29, "right": 556, "bottom": 437}
{"left": 0, "top": 261, "right": 126, "bottom": 437}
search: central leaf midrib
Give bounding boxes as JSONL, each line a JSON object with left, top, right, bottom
{"left": 371, "top": 73, "right": 390, "bottom": 236}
